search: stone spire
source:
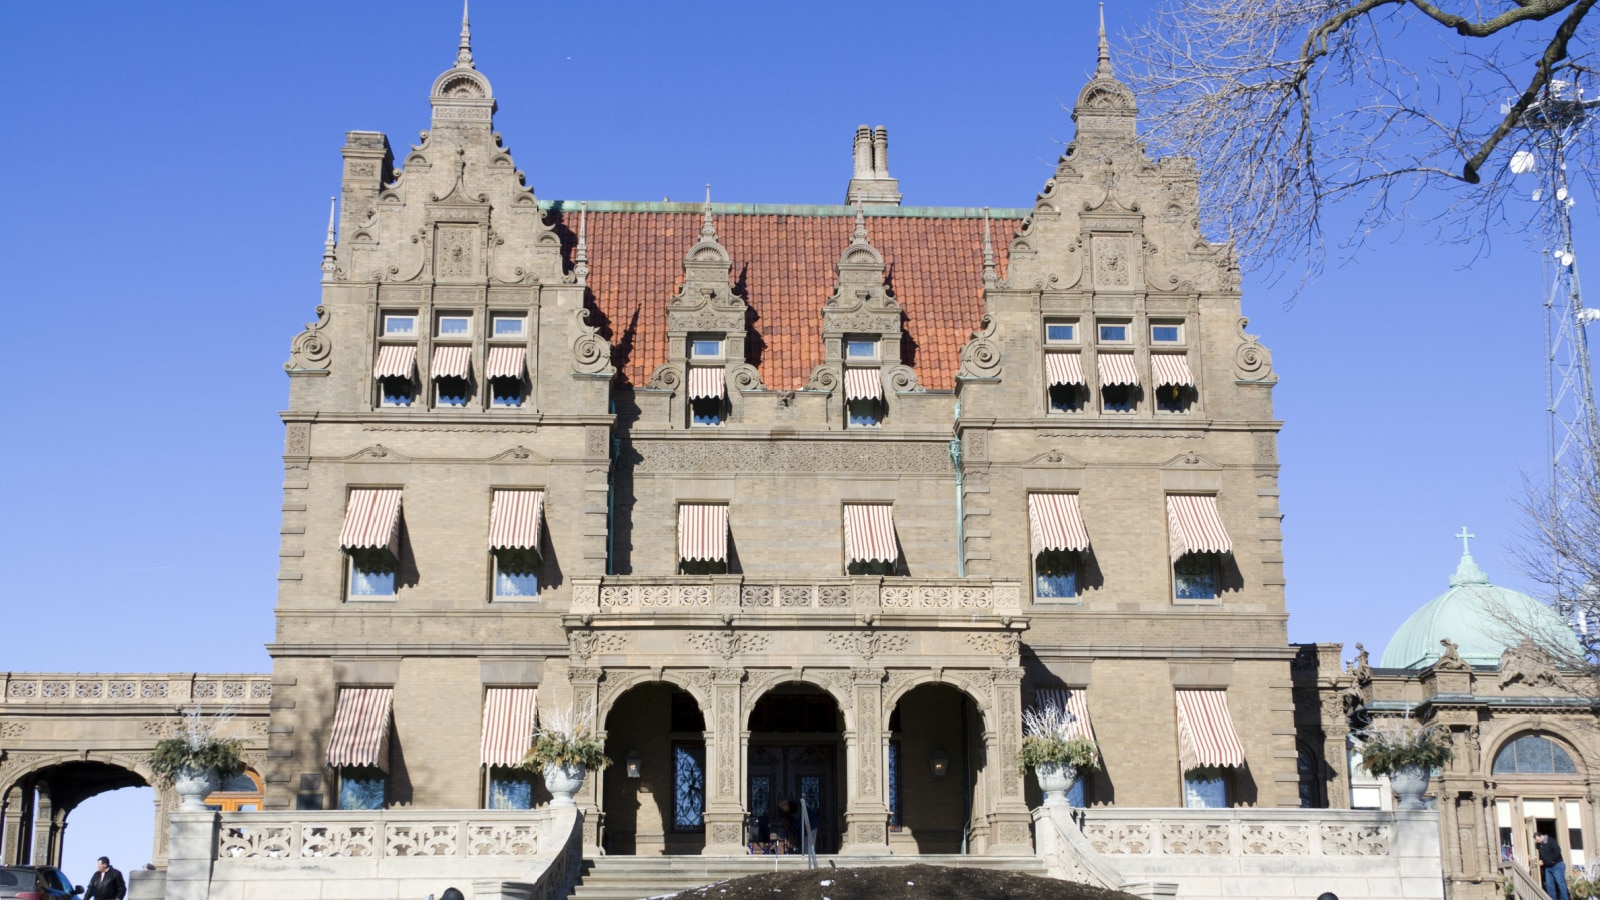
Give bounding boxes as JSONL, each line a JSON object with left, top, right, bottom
{"left": 1071, "top": 3, "right": 1137, "bottom": 138}
{"left": 1096, "top": 2, "right": 1112, "bottom": 78}
{"left": 574, "top": 202, "right": 589, "bottom": 288}
{"left": 456, "top": 0, "right": 475, "bottom": 69}
{"left": 845, "top": 125, "right": 902, "bottom": 206}
{"left": 981, "top": 207, "right": 998, "bottom": 289}
{"left": 700, "top": 184, "right": 718, "bottom": 242}
{"left": 320, "top": 196, "right": 338, "bottom": 282}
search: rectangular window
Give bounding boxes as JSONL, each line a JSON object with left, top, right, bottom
{"left": 1045, "top": 321, "right": 1077, "bottom": 344}
{"left": 1151, "top": 323, "right": 1183, "bottom": 343}
{"left": 1101, "top": 384, "right": 1136, "bottom": 412}
{"left": 487, "top": 769, "right": 535, "bottom": 809}
{"left": 674, "top": 743, "right": 707, "bottom": 830}
{"left": 435, "top": 377, "right": 470, "bottom": 408}
{"left": 689, "top": 337, "right": 724, "bottom": 360}
{"left": 348, "top": 552, "right": 396, "bottom": 597}
{"left": 847, "top": 397, "right": 884, "bottom": 428}
{"left": 493, "top": 549, "right": 540, "bottom": 598}
{"left": 382, "top": 314, "right": 416, "bottom": 337}
{"left": 1174, "top": 552, "right": 1219, "bottom": 601}
{"left": 1049, "top": 383, "right": 1084, "bottom": 413}
{"left": 1098, "top": 323, "right": 1129, "bottom": 343}
{"left": 690, "top": 397, "right": 725, "bottom": 427}
{"left": 437, "top": 314, "right": 471, "bottom": 338}
{"left": 1156, "top": 384, "right": 1194, "bottom": 413}
{"left": 846, "top": 338, "right": 879, "bottom": 360}
{"left": 337, "top": 770, "right": 387, "bottom": 810}
{"left": 378, "top": 378, "right": 414, "bottom": 408}
{"left": 1034, "top": 549, "right": 1082, "bottom": 600}
{"left": 1182, "top": 770, "right": 1228, "bottom": 808}
{"left": 491, "top": 378, "right": 524, "bottom": 407}
{"left": 490, "top": 314, "right": 526, "bottom": 339}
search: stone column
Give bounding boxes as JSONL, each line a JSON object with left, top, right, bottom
{"left": 840, "top": 667, "right": 888, "bottom": 855}
{"left": 703, "top": 667, "right": 747, "bottom": 854}
{"left": 568, "top": 666, "right": 604, "bottom": 856}
{"left": 30, "top": 788, "right": 53, "bottom": 866}
{"left": 1319, "top": 691, "right": 1351, "bottom": 808}
{"left": 983, "top": 668, "right": 1034, "bottom": 855}
{"left": 1, "top": 782, "right": 30, "bottom": 866}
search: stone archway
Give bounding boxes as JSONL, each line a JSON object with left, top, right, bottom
{"left": 1, "top": 755, "right": 153, "bottom": 868}
{"left": 886, "top": 683, "right": 982, "bottom": 854}
{"left": 599, "top": 681, "right": 710, "bottom": 856}
{"left": 745, "top": 681, "right": 847, "bottom": 854}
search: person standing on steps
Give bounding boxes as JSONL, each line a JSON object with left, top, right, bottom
{"left": 84, "top": 856, "right": 126, "bottom": 900}
{"left": 1537, "top": 832, "right": 1571, "bottom": 900}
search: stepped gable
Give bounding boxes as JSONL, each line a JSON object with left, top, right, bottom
{"left": 548, "top": 204, "right": 1017, "bottom": 391}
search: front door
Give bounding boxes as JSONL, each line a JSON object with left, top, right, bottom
{"left": 749, "top": 745, "right": 837, "bottom": 853}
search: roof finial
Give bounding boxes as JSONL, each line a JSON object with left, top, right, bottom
{"left": 700, "top": 184, "right": 718, "bottom": 239}
{"left": 1456, "top": 525, "right": 1475, "bottom": 557}
{"left": 1449, "top": 526, "right": 1490, "bottom": 587}
{"left": 981, "top": 207, "right": 997, "bottom": 289}
{"left": 321, "top": 196, "right": 338, "bottom": 282}
{"left": 456, "top": 0, "right": 475, "bottom": 69}
{"left": 574, "top": 202, "right": 589, "bottom": 287}
{"left": 851, "top": 201, "right": 869, "bottom": 244}
{"left": 1096, "top": 2, "right": 1112, "bottom": 77}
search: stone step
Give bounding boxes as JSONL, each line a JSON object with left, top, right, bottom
{"left": 568, "top": 855, "right": 1047, "bottom": 900}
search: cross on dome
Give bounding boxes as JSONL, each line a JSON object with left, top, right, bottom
{"left": 1456, "top": 526, "right": 1475, "bottom": 556}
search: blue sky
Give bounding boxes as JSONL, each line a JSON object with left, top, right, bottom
{"left": 1, "top": 0, "right": 1592, "bottom": 878}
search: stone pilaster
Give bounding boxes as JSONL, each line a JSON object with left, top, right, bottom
{"left": 1, "top": 782, "right": 30, "bottom": 866}
{"left": 984, "top": 667, "right": 1034, "bottom": 855}
{"left": 840, "top": 667, "right": 889, "bottom": 854}
{"left": 568, "top": 666, "right": 604, "bottom": 856}
{"left": 703, "top": 667, "right": 747, "bottom": 854}
{"left": 29, "top": 789, "right": 53, "bottom": 866}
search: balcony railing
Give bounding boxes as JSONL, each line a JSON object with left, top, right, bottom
{"left": 571, "top": 576, "right": 1023, "bottom": 614}
{"left": 1, "top": 673, "right": 271, "bottom": 706}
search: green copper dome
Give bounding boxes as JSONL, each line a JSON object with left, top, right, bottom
{"left": 1379, "top": 535, "right": 1583, "bottom": 670}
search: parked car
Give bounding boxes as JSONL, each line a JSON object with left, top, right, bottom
{"left": 0, "top": 867, "right": 82, "bottom": 899}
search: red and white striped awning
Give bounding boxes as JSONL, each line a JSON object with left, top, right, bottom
{"left": 1028, "top": 493, "right": 1090, "bottom": 555}
{"left": 1166, "top": 494, "right": 1232, "bottom": 561}
{"left": 1045, "top": 353, "right": 1084, "bottom": 387}
{"left": 373, "top": 345, "right": 417, "bottom": 380}
{"left": 486, "top": 346, "right": 526, "bottom": 381}
{"left": 844, "top": 368, "right": 883, "bottom": 401}
{"left": 339, "top": 489, "right": 403, "bottom": 552}
{"left": 432, "top": 345, "right": 472, "bottom": 380}
{"left": 327, "top": 687, "right": 394, "bottom": 770}
{"left": 1175, "top": 690, "right": 1245, "bottom": 770}
{"left": 489, "top": 489, "right": 544, "bottom": 551}
{"left": 1098, "top": 353, "right": 1140, "bottom": 387}
{"left": 1151, "top": 354, "right": 1195, "bottom": 388}
{"left": 678, "top": 503, "right": 728, "bottom": 562}
{"left": 480, "top": 687, "right": 538, "bottom": 768}
{"left": 843, "top": 504, "right": 898, "bottom": 564}
{"left": 1036, "top": 688, "right": 1097, "bottom": 746}
{"left": 688, "top": 367, "right": 726, "bottom": 400}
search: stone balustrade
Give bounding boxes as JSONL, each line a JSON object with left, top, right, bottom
{"left": 215, "top": 809, "right": 563, "bottom": 859}
{"left": 1, "top": 673, "right": 271, "bottom": 706}
{"left": 1078, "top": 807, "right": 1399, "bottom": 858}
{"left": 571, "top": 576, "right": 1023, "bottom": 614}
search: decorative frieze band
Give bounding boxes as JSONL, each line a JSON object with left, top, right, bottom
{"left": 633, "top": 440, "right": 954, "bottom": 474}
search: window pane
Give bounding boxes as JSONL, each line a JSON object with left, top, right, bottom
{"left": 383, "top": 315, "right": 415, "bottom": 336}
{"left": 1183, "top": 774, "right": 1227, "bottom": 808}
{"left": 492, "top": 315, "right": 525, "bottom": 337}
{"left": 674, "top": 744, "right": 706, "bottom": 829}
{"left": 691, "top": 339, "right": 722, "bottom": 358}
{"left": 1049, "top": 384, "right": 1082, "bottom": 413}
{"left": 380, "top": 379, "right": 413, "bottom": 407}
{"left": 846, "top": 340, "right": 878, "bottom": 359}
{"left": 350, "top": 567, "right": 395, "bottom": 597}
{"left": 437, "top": 377, "right": 469, "bottom": 407}
{"left": 1102, "top": 385, "right": 1135, "bottom": 412}
{"left": 1035, "top": 550, "right": 1081, "bottom": 599}
{"left": 847, "top": 398, "right": 882, "bottom": 427}
{"left": 750, "top": 775, "right": 771, "bottom": 818}
{"left": 488, "top": 770, "right": 534, "bottom": 809}
{"left": 1493, "top": 734, "right": 1579, "bottom": 774}
{"left": 1174, "top": 553, "right": 1218, "bottom": 600}
{"left": 338, "top": 775, "right": 386, "bottom": 810}
{"left": 491, "top": 380, "right": 523, "bottom": 407}
{"left": 691, "top": 397, "right": 724, "bottom": 426}
{"left": 438, "top": 316, "right": 470, "bottom": 336}
{"left": 1098, "top": 324, "right": 1127, "bottom": 342}
{"left": 1152, "top": 325, "right": 1181, "bottom": 342}
{"left": 495, "top": 569, "right": 539, "bottom": 598}
{"left": 1046, "top": 323, "right": 1075, "bottom": 343}
{"left": 888, "top": 743, "right": 901, "bottom": 826}
{"left": 1067, "top": 777, "right": 1086, "bottom": 808}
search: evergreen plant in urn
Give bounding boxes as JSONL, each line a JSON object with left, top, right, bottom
{"left": 148, "top": 706, "right": 247, "bottom": 811}
{"left": 1016, "top": 701, "right": 1100, "bottom": 808}
{"left": 1357, "top": 714, "right": 1452, "bottom": 810}
{"left": 521, "top": 701, "right": 610, "bottom": 807}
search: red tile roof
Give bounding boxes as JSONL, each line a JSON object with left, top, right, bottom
{"left": 547, "top": 205, "right": 1015, "bottom": 391}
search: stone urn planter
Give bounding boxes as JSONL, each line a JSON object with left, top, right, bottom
{"left": 173, "top": 766, "right": 221, "bottom": 812}
{"left": 543, "top": 762, "right": 587, "bottom": 807}
{"left": 1389, "top": 763, "right": 1430, "bottom": 810}
{"left": 1034, "top": 761, "right": 1078, "bottom": 808}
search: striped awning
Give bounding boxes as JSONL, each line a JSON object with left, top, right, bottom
{"left": 481, "top": 687, "right": 538, "bottom": 768}
{"left": 489, "top": 489, "right": 544, "bottom": 551}
{"left": 688, "top": 367, "right": 726, "bottom": 400}
{"left": 339, "top": 489, "right": 403, "bottom": 552}
{"left": 1045, "top": 352, "right": 1084, "bottom": 387}
{"left": 678, "top": 503, "right": 728, "bottom": 562}
{"left": 432, "top": 345, "right": 472, "bottom": 380}
{"left": 843, "top": 504, "right": 898, "bottom": 564}
{"left": 1098, "top": 353, "right": 1140, "bottom": 387}
{"left": 327, "top": 687, "right": 394, "bottom": 770}
{"left": 1175, "top": 690, "right": 1246, "bottom": 770}
{"left": 1036, "top": 687, "right": 1097, "bottom": 746}
{"left": 1151, "top": 354, "right": 1195, "bottom": 388}
{"left": 844, "top": 368, "right": 883, "bottom": 401}
{"left": 373, "top": 344, "right": 417, "bottom": 380}
{"left": 486, "top": 346, "right": 526, "bottom": 381}
{"left": 1166, "top": 494, "right": 1232, "bottom": 561}
{"left": 1028, "top": 493, "right": 1090, "bottom": 555}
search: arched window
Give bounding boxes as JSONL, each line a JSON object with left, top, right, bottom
{"left": 1492, "top": 734, "right": 1579, "bottom": 775}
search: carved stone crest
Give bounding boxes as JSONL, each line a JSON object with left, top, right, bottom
{"left": 685, "top": 631, "right": 770, "bottom": 660}
{"left": 824, "top": 631, "right": 908, "bottom": 660}
{"left": 1499, "top": 638, "right": 1567, "bottom": 689}
{"left": 569, "top": 630, "right": 629, "bottom": 661}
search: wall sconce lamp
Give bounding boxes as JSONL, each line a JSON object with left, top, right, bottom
{"left": 930, "top": 749, "right": 949, "bottom": 778}
{"left": 626, "top": 751, "right": 642, "bottom": 779}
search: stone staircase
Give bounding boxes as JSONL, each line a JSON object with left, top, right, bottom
{"left": 567, "top": 854, "right": 1048, "bottom": 900}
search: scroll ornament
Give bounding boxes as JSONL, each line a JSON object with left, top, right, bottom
{"left": 284, "top": 306, "right": 333, "bottom": 371}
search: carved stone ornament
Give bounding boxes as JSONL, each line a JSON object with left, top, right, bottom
{"left": 569, "top": 630, "right": 629, "bottom": 661}
{"left": 883, "top": 364, "right": 922, "bottom": 393}
{"left": 728, "top": 363, "right": 764, "bottom": 393}
{"left": 955, "top": 315, "right": 1002, "bottom": 380}
{"left": 805, "top": 364, "right": 841, "bottom": 394}
{"left": 1434, "top": 638, "right": 1470, "bottom": 672}
{"left": 824, "top": 631, "right": 909, "bottom": 660}
{"left": 284, "top": 306, "right": 333, "bottom": 371}
{"left": 1499, "top": 638, "right": 1567, "bottom": 689}
{"left": 648, "top": 362, "right": 684, "bottom": 392}
{"left": 1234, "top": 317, "right": 1276, "bottom": 383}
{"left": 685, "top": 630, "right": 770, "bottom": 660}
{"left": 964, "top": 632, "right": 1020, "bottom": 659}
{"left": 634, "top": 440, "right": 952, "bottom": 475}
{"left": 570, "top": 308, "right": 615, "bottom": 376}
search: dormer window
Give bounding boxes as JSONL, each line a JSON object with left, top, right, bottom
{"left": 846, "top": 338, "right": 880, "bottom": 361}
{"left": 490, "top": 314, "right": 526, "bottom": 340}
{"left": 690, "top": 336, "right": 725, "bottom": 361}
{"left": 382, "top": 314, "right": 417, "bottom": 338}
{"left": 437, "top": 314, "right": 472, "bottom": 339}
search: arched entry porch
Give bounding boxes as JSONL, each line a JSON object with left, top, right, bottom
{"left": 746, "top": 682, "right": 846, "bottom": 854}
{"left": 1, "top": 758, "right": 152, "bottom": 868}
{"left": 886, "top": 683, "right": 982, "bottom": 854}
{"left": 600, "top": 682, "right": 710, "bottom": 855}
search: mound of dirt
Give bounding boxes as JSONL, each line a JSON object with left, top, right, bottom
{"left": 662, "top": 863, "right": 1141, "bottom": 900}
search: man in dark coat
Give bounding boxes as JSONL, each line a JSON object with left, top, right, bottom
{"left": 84, "top": 857, "right": 126, "bottom": 900}
{"left": 1537, "top": 832, "right": 1571, "bottom": 900}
